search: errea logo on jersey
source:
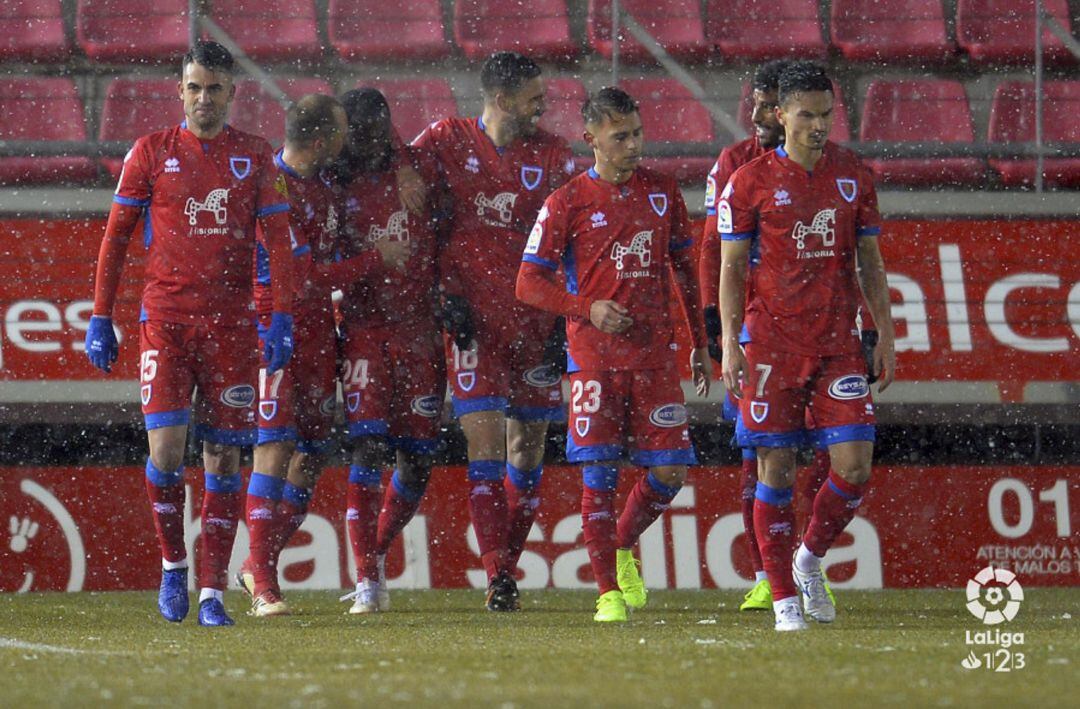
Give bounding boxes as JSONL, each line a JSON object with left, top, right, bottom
{"left": 792, "top": 208, "right": 836, "bottom": 258}
{"left": 610, "top": 230, "right": 653, "bottom": 279}
{"left": 590, "top": 211, "right": 607, "bottom": 228}
{"left": 773, "top": 189, "right": 790, "bottom": 206}
{"left": 184, "top": 188, "right": 229, "bottom": 234}
{"left": 368, "top": 209, "right": 409, "bottom": 244}
{"left": 475, "top": 192, "right": 516, "bottom": 226}
{"left": 164, "top": 157, "right": 180, "bottom": 173}
{"left": 465, "top": 154, "right": 480, "bottom": 174}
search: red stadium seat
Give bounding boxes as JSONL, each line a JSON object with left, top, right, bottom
{"left": 212, "top": 0, "right": 323, "bottom": 64}
{"left": 588, "top": 0, "right": 708, "bottom": 63}
{"left": 859, "top": 79, "right": 984, "bottom": 187}
{"left": 98, "top": 78, "right": 181, "bottom": 179}
{"left": 77, "top": 0, "right": 189, "bottom": 63}
{"left": 830, "top": 0, "right": 954, "bottom": 63}
{"left": 455, "top": 0, "right": 577, "bottom": 62}
{"left": 737, "top": 81, "right": 852, "bottom": 143}
{"left": 359, "top": 79, "right": 458, "bottom": 144}
{"left": 0, "top": 0, "right": 70, "bottom": 62}
{"left": 988, "top": 81, "right": 1080, "bottom": 188}
{"left": 328, "top": 0, "right": 449, "bottom": 62}
{"left": 706, "top": 0, "right": 826, "bottom": 61}
{"left": 230, "top": 78, "right": 335, "bottom": 146}
{"left": 538, "top": 77, "right": 588, "bottom": 146}
{"left": 621, "top": 78, "right": 715, "bottom": 183}
{"left": 956, "top": 0, "right": 1075, "bottom": 65}
{"left": 0, "top": 78, "right": 95, "bottom": 185}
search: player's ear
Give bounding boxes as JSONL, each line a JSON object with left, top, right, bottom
{"left": 227, "top": 81, "right": 236, "bottom": 102}
{"left": 583, "top": 130, "right": 595, "bottom": 148}
{"left": 177, "top": 79, "right": 184, "bottom": 101}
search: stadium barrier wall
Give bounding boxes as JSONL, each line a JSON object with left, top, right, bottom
{"left": 1, "top": 465, "right": 1076, "bottom": 593}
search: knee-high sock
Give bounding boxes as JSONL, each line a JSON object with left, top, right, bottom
{"left": 798, "top": 448, "right": 831, "bottom": 539}
{"left": 803, "top": 470, "right": 867, "bottom": 558}
{"left": 245, "top": 472, "right": 285, "bottom": 596}
{"left": 145, "top": 459, "right": 187, "bottom": 565}
{"left": 581, "top": 465, "right": 619, "bottom": 595}
{"left": 375, "top": 470, "right": 426, "bottom": 556}
{"left": 753, "top": 482, "right": 798, "bottom": 602}
{"left": 199, "top": 471, "right": 244, "bottom": 591}
{"left": 346, "top": 465, "right": 382, "bottom": 582}
{"left": 616, "top": 472, "right": 680, "bottom": 549}
{"left": 504, "top": 463, "right": 543, "bottom": 574}
{"left": 738, "top": 452, "right": 763, "bottom": 574}
{"left": 272, "top": 481, "right": 312, "bottom": 565}
{"left": 467, "top": 460, "right": 507, "bottom": 581}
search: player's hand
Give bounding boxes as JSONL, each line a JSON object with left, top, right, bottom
{"left": 861, "top": 329, "right": 879, "bottom": 384}
{"left": 396, "top": 164, "right": 427, "bottom": 216}
{"left": 264, "top": 312, "right": 294, "bottom": 374}
{"left": 872, "top": 332, "right": 896, "bottom": 393}
{"left": 589, "top": 300, "right": 632, "bottom": 334}
{"left": 690, "top": 347, "right": 712, "bottom": 398}
{"left": 441, "top": 294, "right": 475, "bottom": 351}
{"left": 721, "top": 340, "right": 747, "bottom": 399}
{"left": 374, "top": 238, "right": 410, "bottom": 272}
{"left": 703, "top": 305, "right": 723, "bottom": 365}
{"left": 541, "top": 316, "right": 568, "bottom": 376}
{"left": 85, "top": 315, "right": 119, "bottom": 373}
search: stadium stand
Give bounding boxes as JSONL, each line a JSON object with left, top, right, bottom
{"left": 0, "top": 77, "right": 95, "bottom": 184}
{"left": 328, "top": 0, "right": 450, "bottom": 62}
{"left": 830, "top": 0, "right": 954, "bottom": 64}
{"left": 539, "top": 76, "right": 588, "bottom": 145}
{"left": 621, "top": 77, "right": 714, "bottom": 182}
{"left": 0, "top": 0, "right": 70, "bottom": 62}
{"left": 212, "top": 0, "right": 323, "bottom": 64}
{"left": 956, "top": 0, "right": 1075, "bottom": 65}
{"left": 97, "top": 77, "right": 180, "bottom": 179}
{"left": 76, "top": 0, "right": 189, "bottom": 63}
{"left": 989, "top": 80, "right": 1080, "bottom": 188}
{"left": 588, "top": 0, "right": 707, "bottom": 63}
{"left": 859, "top": 79, "right": 984, "bottom": 186}
{"left": 454, "top": 0, "right": 577, "bottom": 62}
{"left": 360, "top": 78, "right": 459, "bottom": 143}
{"left": 737, "top": 80, "right": 852, "bottom": 143}
{"left": 707, "top": 0, "right": 827, "bottom": 61}
{"left": 230, "top": 78, "right": 336, "bottom": 145}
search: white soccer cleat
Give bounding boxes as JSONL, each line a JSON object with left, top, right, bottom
{"left": 793, "top": 561, "right": 837, "bottom": 623}
{"left": 774, "top": 598, "right": 809, "bottom": 632}
{"left": 341, "top": 578, "right": 381, "bottom": 615}
{"left": 375, "top": 555, "right": 390, "bottom": 612}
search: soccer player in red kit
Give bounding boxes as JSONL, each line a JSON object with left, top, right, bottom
{"left": 517, "top": 88, "right": 711, "bottom": 622}
{"left": 413, "top": 52, "right": 576, "bottom": 610}
{"left": 84, "top": 41, "right": 294, "bottom": 626}
{"left": 332, "top": 89, "right": 446, "bottom": 614}
{"left": 718, "top": 62, "right": 895, "bottom": 631}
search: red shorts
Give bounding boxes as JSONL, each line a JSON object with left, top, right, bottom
{"left": 567, "top": 366, "right": 696, "bottom": 467}
{"left": 446, "top": 305, "right": 563, "bottom": 421}
{"left": 739, "top": 343, "right": 876, "bottom": 449}
{"left": 341, "top": 321, "right": 445, "bottom": 454}
{"left": 256, "top": 312, "right": 338, "bottom": 452}
{"left": 140, "top": 320, "right": 258, "bottom": 445}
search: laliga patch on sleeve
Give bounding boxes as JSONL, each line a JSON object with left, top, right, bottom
{"left": 717, "top": 200, "right": 733, "bottom": 233}
{"left": 704, "top": 175, "right": 717, "bottom": 209}
{"left": 524, "top": 208, "right": 546, "bottom": 254}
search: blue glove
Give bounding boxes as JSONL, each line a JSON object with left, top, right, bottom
{"left": 264, "top": 312, "right": 294, "bottom": 374}
{"left": 85, "top": 315, "right": 118, "bottom": 373}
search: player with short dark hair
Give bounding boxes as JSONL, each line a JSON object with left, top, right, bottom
{"left": 517, "top": 87, "right": 711, "bottom": 622}
{"left": 414, "top": 51, "right": 576, "bottom": 611}
{"left": 332, "top": 88, "right": 446, "bottom": 614}
{"left": 719, "top": 61, "right": 896, "bottom": 631}
{"left": 85, "top": 40, "right": 294, "bottom": 626}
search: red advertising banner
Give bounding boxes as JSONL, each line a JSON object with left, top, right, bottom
{"left": 2, "top": 465, "right": 1076, "bottom": 593}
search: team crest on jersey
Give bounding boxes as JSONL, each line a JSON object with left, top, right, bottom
{"left": 750, "top": 401, "right": 769, "bottom": 423}
{"left": 230, "top": 156, "right": 251, "bottom": 180}
{"left": 184, "top": 188, "right": 229, "bottom": 226}
{"left": 521, "top": 165, "right": 543, "bottom": 191}
{"left": 649, "top": 403, "right": 687, "bottom": 428}
{"left": 457, "top": 372, "right": 476, "bottom": 392}
{"left": 410, "top": 395, "right": 442, "bottom": 418}
{"left": 346, "top": 391, "right": 361, "bottom": 413}
{"left": 575, "top": 416, "right": 591, "bottom": 438}
{"left": 836, "top": 178, "right": 857, "bottom": 203}
{"left": 259, "top": 401, "right": 278, "bottom": 421}
{"left": 648, "top": 193, "right": 668, "bottom": 217}
{"left": 221, "top": 384, "right": 256, "bottom": 408}
{"left": 140, "top": 384, "right": 152, "bottom": 406}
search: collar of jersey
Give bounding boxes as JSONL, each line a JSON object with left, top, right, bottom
{"left": 179, "top": 120, "right": 230, "bottom": 145}
{"left": 774, "top": 143, "right": 830, "bottom": 176}
{"left": 476, "top": 116, "right": 506, "bottom": 155}
{"left": 274, "top": 148, "right": 304, "bottom": 179}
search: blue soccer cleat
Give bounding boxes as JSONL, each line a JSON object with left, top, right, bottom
{"left": 197, "top": 598, "right": 235, "bottom": 627}
{"left": 158, "top": 568, "right": 189, "bottom": 623}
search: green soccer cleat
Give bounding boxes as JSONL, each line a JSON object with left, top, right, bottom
{"left": 593, "top": 590, "right": 628, "bottom": 623}
{"left": 739, "top": 578, "right": 773, "bottom": 611}
{"left": 616, "top": 548, "right": 647, "bottom": 610}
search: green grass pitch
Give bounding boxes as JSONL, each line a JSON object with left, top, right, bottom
{"left": 1, "top": 589, "right": 1076, "bottom": 707}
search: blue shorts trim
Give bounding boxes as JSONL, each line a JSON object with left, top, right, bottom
{"left": 856, "top": 226, "right": 881, "bottom": 237}
{"left": 567, "top": 442, "right": 624, "bottom": 464}
{"left": 631, "top": 447, "right": 698, "bottom": 467}
{"left": 257, "top": 426, "right": 298, "bottom": 445}
{"left": 389, "top": 436, "right": 441, "bottom": 456}
{"left": 721, "top": 231, "right": 754, "bottom": 241}
{"left": 452, "top": 395, "right": 508, "bottom": 418}
{"left": 194, "top": 424, "right": 256, "bottom": 447}
{"left": 741, "top": 447, "right": 757, "bottom": 461}
{"left": 816, "top": 424, "right": 876, "bottom": 446}
{"left": 145, "top": 409, "right": 190, "bottom": 431}
{"left": 348, "top": 420, "right": 390, "bottom": 438}
{"left": 669, "top": 238, "right": 693, "bottom": 252}
{"left": 740, "top": 428, "right": 804, "bottom": 449}
{"left": 507, "top": 404, "right": 564, "bottom": 422}
{"left": 296, "top": 438, "right": 331, "bottom": 455}
{"left": 721, "top": 394, "right": 739, "bottom": 422}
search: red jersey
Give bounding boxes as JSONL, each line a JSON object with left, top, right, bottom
{"left": 112, "top": 123, "right": 289, "bottom": 327}
{"left": 522, "top": 167, "right": 703, "bottom": 372}
{"left": 338, "top": 146, "right": 442, "bottom": 329}
{"left": 719, "top": 142, "right": 881, "bottom": 357}
{"left": 412, "top": 116, "right": 575, "bottom": 309}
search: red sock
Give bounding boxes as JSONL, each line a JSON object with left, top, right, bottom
{"left": 581, "top": 487, "right": 618, "bottom": 595}
{"left": 803, "top": 471, "right": 867, "bottom": 558}
{"left": 271, "top": 482, "right": 311, "bottom": 564}
{"left": 798, "top": 449, "right": 831, "bottom": 538}
{"left": 753, "top": 495, "right": 798, "bottom": 601}
{"left": 245, "top": 494, "right": 279, "bottom": 596}
{"left": 375, "top": 480, "right": 422, "bottom": 557}
{"left": 145, "top": 476, "right": 186, "bottom": 564}
{"left": 199, "top": 473, "right": 243, "bottom": 591}
{"left": 616, "top": 473, "right": 678, "bottom": 549}
{"left": 504, "top": 477, "right": 541, "bottom": 574}
{"left": 739, "top": 456, "right": 763, "bottom": 574}
{"left": 347, "top": 482, "right": 382, "bottom": 582}
{"left": 468, "top": 480, "right": 508, "bottom": 580}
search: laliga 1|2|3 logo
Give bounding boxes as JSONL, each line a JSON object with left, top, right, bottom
{"left": 959, "top": 565, "right": 1027, "bottom": 672}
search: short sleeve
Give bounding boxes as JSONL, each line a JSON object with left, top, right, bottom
{"left": 113, "top": 137, "right": 152, "bottom": 208}
{"left": 718, "top": 166, "right": 757, "bottom": 241}
{"left": 669, "top": 186, "right": 694, "bottom": 253}
{"left": 855, "top": 161, "right": 881, "bottom": 238}
{"left": 255, "top": 144, "right": 290, "bottom": 219}
{"left": 411, "top": 119, "right": 442, "bottom": 150}
{"left": 521, "top": 193, "right": 567, "bottom": 271}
